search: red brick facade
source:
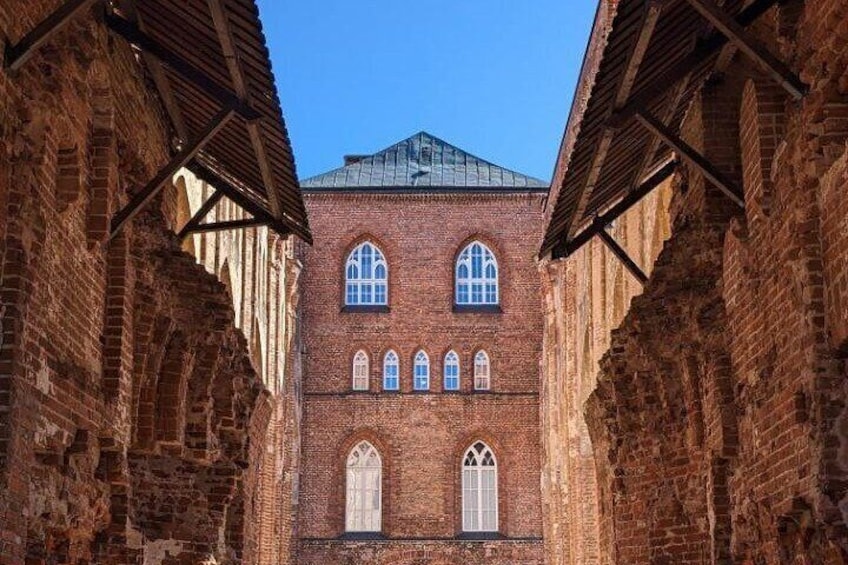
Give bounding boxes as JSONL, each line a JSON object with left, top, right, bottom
{"left": 297, "top": 190, "right": 546, "bottom": 563}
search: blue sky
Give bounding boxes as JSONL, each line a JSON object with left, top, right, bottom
{"left": 257, "top": 1, "right": 597, "bottom": 182}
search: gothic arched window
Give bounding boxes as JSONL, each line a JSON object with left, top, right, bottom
{"left": 455, "top": 242, "right": 498, "bottom": 306}
{"left": 346, "top": 242, "right": 388, "bottom": 306}
{"left": 352, "top": 350, "right": 369, "bottom": 391}
{"left": 462, "top": 441, "right": 498, "bottom": 532}
{"left": 346, "top": 441, "right": 382, "bottom": 532}
{"left": 413, "top": 350, "right": 430, "bottom": 391}
{"left": 474, "top": 350, "right": 491, "bottom": 391}
{"left": 444, "top": 350, "right": 460, "bottom": 391}
{"left": 383, "top": 350, "right": 399, "bottom": 391}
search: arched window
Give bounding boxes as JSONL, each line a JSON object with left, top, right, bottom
{"left": 444, "top": 351, "right": 460, "bottom": 391}
{"left": 413, "top": 350, "right": 430, "bottom": 391}
{"left": 346, "top": 242, "right": 388, "bottom": 306}
{"left": 474, "top": 351, "right": 490, "bottom": 391}
{"left": 352, "top": 350, "right": 369, "bottom": 391}
{"left": 383, "top": 350, "right": 399, "bottom": 391}
{"left": 455, "top": 242, "right": 498, "bottom": 306}
{"left": 462, "top": 441, "right": 498, "bottom": 532}
{"left": 346, "top": 441, "right": 382, "bottom": 532}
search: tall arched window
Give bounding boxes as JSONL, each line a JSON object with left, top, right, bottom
{"left": 413, "top": 350, "right": 430, "bottom": 391}
{"left": 474, "top": 351, "right": 491, "bottom": 391}
{"left": 346, "top": 441, "right": 382, "bottom": 532}
{"left": 444, "top": 351, "right": 460, "bottom": 391}
{"left": 383, "top": 350, "right": 399, "bottom": 391}
{"left": 346, "top": 242, "right": 388, "bottom": 306}
{"left": 352, "top": 350, "right": 369, "bottom": 391}
{"left": 462, "top": 441, "right": 498, "bottom": 532}
{"left": 455, "top": 242, "right": 498, "bottom": 305}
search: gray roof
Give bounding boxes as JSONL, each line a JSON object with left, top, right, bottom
{"left": 301, "top": 131, "right": 548, "bottom": 191}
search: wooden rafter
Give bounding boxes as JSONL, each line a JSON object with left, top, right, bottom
{"left": 103, "top": 13, "right": 262, "bottom": 122}
{"left": 634, "top": 111, "right": 744, "bottom": 208}
{"left": 177, "top": 189, "right": 225, "bottom": 239}
{"left": 598, "top": 229, "right": 648, "bottom": 285}
{"left": 3, "top": 0, "right": 97, "bottom": 71}
{"left": 552, "top": 159, "right": 676, "bottom": 260}
{"left": 110, "top": 106, "right": 235, "bottom": 240}
{"left": 207, "top": 0, "right": 282, "bottom": 219}
{"left": 683, "top": 0, "right": 806, "bottom": 99}
{"left": 566, "top": 0, "right": 664, "bottom": 240}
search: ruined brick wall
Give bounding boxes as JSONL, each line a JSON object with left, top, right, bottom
{"left": 296, "top": 192, "right": 546, "bottom": 564}
{"left": 539, "top": 185, "right": 671, "bottom": 565}
{"left": 574, "top": 1, "right": 848, "bottom": 563}
{"left": 0, "top": 2, "right": 302, "bottom": 563}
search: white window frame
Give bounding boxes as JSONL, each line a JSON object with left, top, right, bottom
{"left": 474, "top": 350, "right": 491, "bottom": 391}
{"left": 413, "top": 350, "right": 430, "bottom": 391}
{"left": 455, "top": 242, "right": 499, "bottom": 306}
{"left": 462, "top": 441, "right": 498, "bottom": 532}
{"left": 346, "top": 441, "right": 382, "bottom": 532}
{"left": 352, "top": 350, "right": 369, "bottom": 391}
{"left": 444, "top": 350, "right": 460, "bottom": 391}
{"left": 345, "top": 242, "right": 388, "bottom": 306}
{"left": 383, "top": 350, "right": 399, "bottom": 391}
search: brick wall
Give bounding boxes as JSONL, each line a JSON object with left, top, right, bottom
{"left": 0, "top": 2, "right": 302, "bottom": 563}
{"left": 297, "top": 191, "right": 546, "bottom": 563}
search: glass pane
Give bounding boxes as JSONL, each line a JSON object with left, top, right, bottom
{"left": 375, "top": 264, "right": 386, "bottom": 279}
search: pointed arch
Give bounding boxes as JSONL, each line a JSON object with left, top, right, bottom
{"left": 346, "top": 441, "right": 382, "bottom": 532}
{"left": 455, "top": 241, "right": 499, "bottom": 305}
{"left": 383, "top": 350, "right": 399, "bottom": 391}
{"left": 462, "top": 441, "right": 498, "bottom": 532}
{"left": 413, "top": 350, "right": 430, "bottom": 391}
{"left": 345, "top": 241, "right": 388, "bottom": 306}
{"left": 474, "top": 350, "right": 491, "bottom": 391}
{"left": 444, "top": 350, "right": 460, "bottom": 391}
{"left": 352, "top": 350, "right": 369, "bottom": 391}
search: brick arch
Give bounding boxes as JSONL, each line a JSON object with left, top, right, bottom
{"left": 154, "top": 331, "right": 192, "bottom": 445}
{"left": 450, "top": 431, "right": 508, "bottom": 536}
{"left": 330, "top": 429, "right": 393, "bottom": 536}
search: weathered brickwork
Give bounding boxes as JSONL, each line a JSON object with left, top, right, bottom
{"left": 0, "top": 3, "right": 302, "bottom": 563}
{"left": 544, "top": 1, "right": 848, "bottom": 563}
{"left": 297, "top": 191, "right": 546, "bottom": 563}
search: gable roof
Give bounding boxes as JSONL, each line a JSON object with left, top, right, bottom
{"left": 301, "top": 132, "right": 548, "bottom": 191}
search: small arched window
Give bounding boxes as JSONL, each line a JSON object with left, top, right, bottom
{"left": 462, "top": 441, "right": 498, "bottom": 532}
{"left": 383, "top": 350, "right": 399, "bottom": 391}
{"left": 474, "top": 351, "right": 490, "bottom": 391}
{"left": 346, "top": 242, "right": 388, "bottom": 306}
{"left": 456, "top": 242, "right": 498, "bottom": 306}
{"left": 444, "top": 351, "right": 460, "bottom": 391}
{"left": 346, "top": 441, "right": 382, "bottom": 532}
{"left": 413, "top": 350, "right": 430, "bottom": 391}
{"left": 352, "top": 350, "right": 369, "bottom": 391}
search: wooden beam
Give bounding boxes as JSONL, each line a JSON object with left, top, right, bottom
{"left": 552, "top": 159, "right": 677, "bottom": 259}
{"left": 4, "top": 0, "right": 97, "bottom": 70}
{"left": 207, "top": 0, "right": 282, "bottom": 218}
{"left": 177, "top": 189, "right": 225, "bottom": 239}
{"left": 634, "top": 111, "right": 745, "bottom": 208}
{"left": 683, "top": 0, "right": 806, "bottom": 99}
{"left": 598, "top": 228, "right": 648, "bottom": 285}
{"left": 608, "top": 0, "right": 781, "bottom": 129}
{"left": 103, "top": 13, "right": 262, "bottom": 122}
{"left": 110, "top": 106, "right": 235, "bottom": 240}
{"left": 186, "top": 161, "right": 295, "bottom": 240}
{"left": 183, "top": 218, "right": 266, "bottom": 235}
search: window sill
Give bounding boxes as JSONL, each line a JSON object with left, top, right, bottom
{"left": 341, "top": 305, "right": 390, "bottom": 314}
{"left": 456, "top": 532, "right": 503, "bottom": 541}
{"left": 339, "top": 532, "right": 386, "bottom": 541}
{"left": 453, "top": 305, "right": 502, "bottom": 314}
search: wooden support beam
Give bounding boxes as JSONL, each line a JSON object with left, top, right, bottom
{"left": 683, "top": 0, "right": 806, "bottom": 99}
{"left": 4, "top": 0, "right": 97, "bottom": 70}
{"left": 634, "top": 111, "right": 745, "bottom": 208}
{"left": 608, "top": 0, "right": 781, "bottom": 129}
{"left": 598, "top": 228, "right": 648, "bottom": 285}
{"left": 207, "top": 0, "right": 282, "bottom": 218}
{"left": 183, "top": 218, "right": 266, "bottom": 235}
{"left": 103, "top": 13, "right": 261, "bottom": 122}
{"left": 110, "top": 106, "right": 235, "bottom": 240}
{"left": 186, "top": 161, "right": 295, "bottom": 240}
{"left": 552, "top": 159, "right": 677, "bottom": 260}
{"left": 177, "top": 189, "right": 224, "bottom": 239}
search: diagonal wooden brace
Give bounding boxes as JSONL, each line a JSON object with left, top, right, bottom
{"left": 177, "top": 189, "right": 225, "bottom": 239}
{"left": 110, "top": 106, "right": 235, "bottom": 241}
{"left": 683, "top": 0, "right": 806, "bottom": 99}
{"left": 4, "top": 0, "right": 97, "bottom": 71}
{"left": 598, "top": 228, "right": 648, "bottom": 285}
{"left": 634, "top": 111, "right": 745, "bottom": 208}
